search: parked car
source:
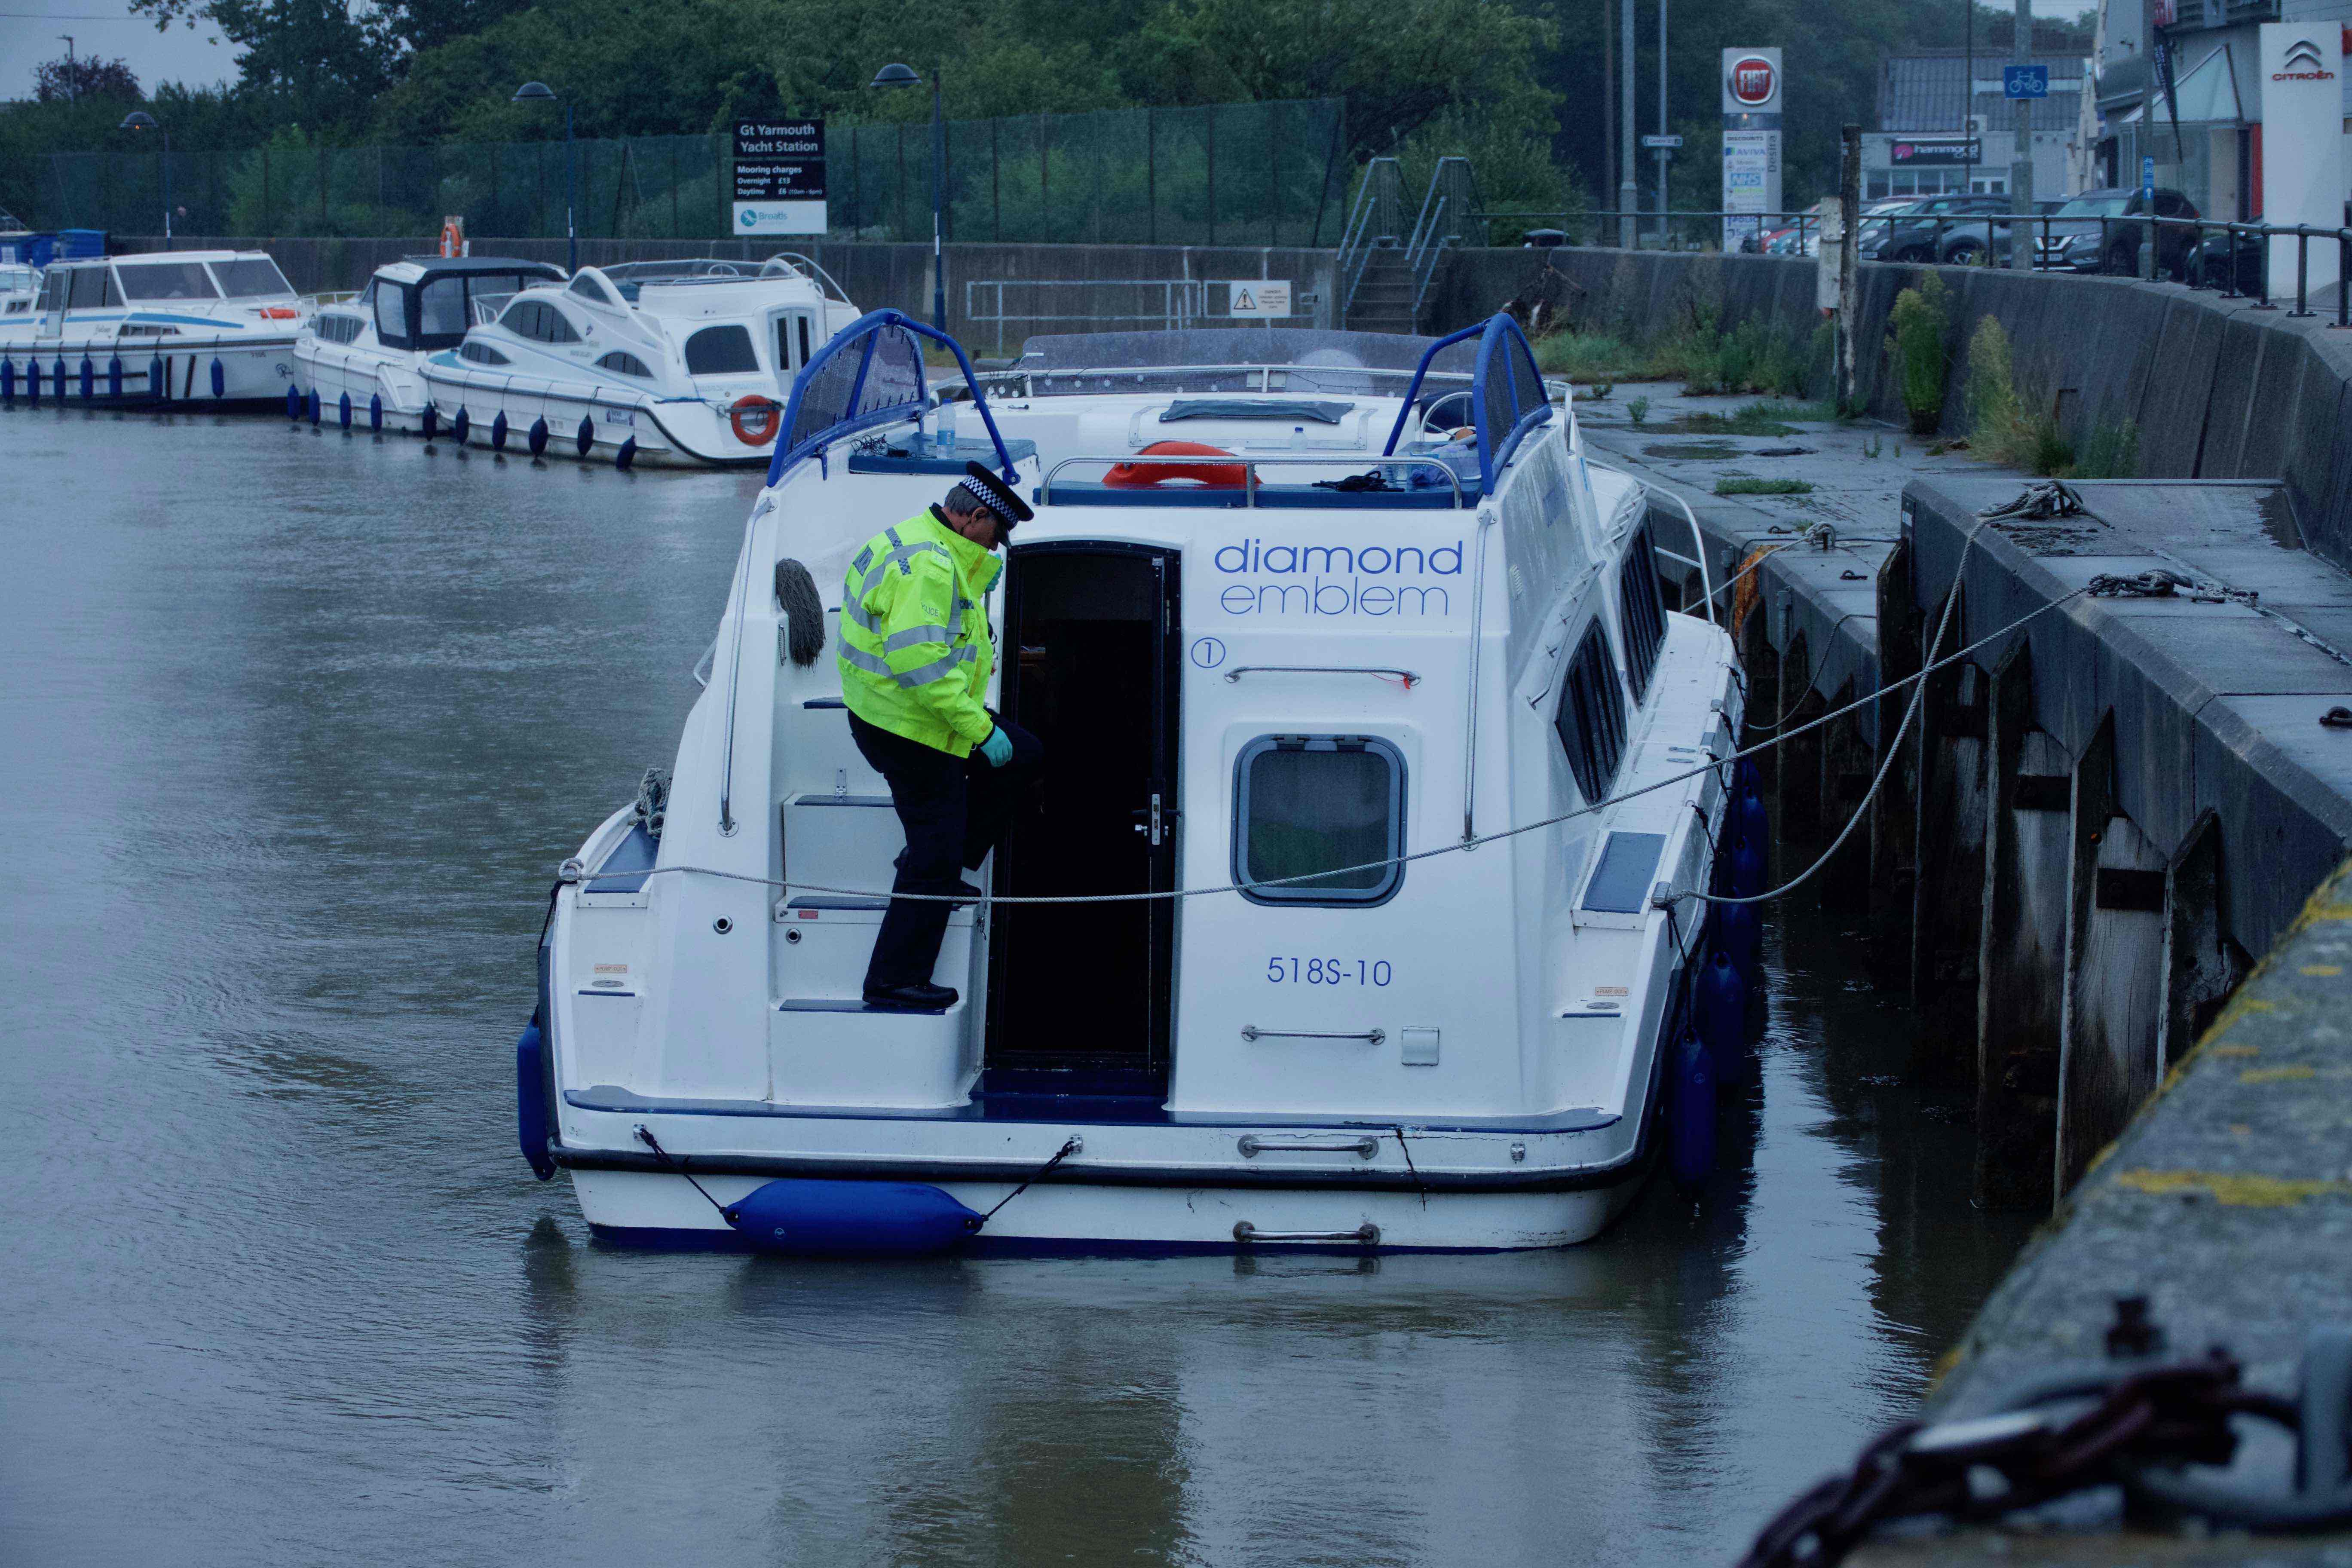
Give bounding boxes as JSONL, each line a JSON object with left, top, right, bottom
{"left": 2184, "top": 227, "right": 2264, "bottom": 293}
{"left": 1867, "top": 193, "right": 2019, "bottom": 263}
{"left": 2034, "top": 187, "right": 2200, "bottom": 279}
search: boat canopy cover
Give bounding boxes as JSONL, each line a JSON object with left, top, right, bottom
{"left": 768, "top": 309, "right": 1015, "bottom": 485}
{"left": 1381, "top": 313, "right": 1554, "bottom": 490}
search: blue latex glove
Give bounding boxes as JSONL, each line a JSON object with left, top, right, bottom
{"left": 978, "top": 726, "right": 1015, "bottom": 768}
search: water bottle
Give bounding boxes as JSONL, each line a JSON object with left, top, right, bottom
{"left": 937, "top": 403, "right": 958, "bottom": 451}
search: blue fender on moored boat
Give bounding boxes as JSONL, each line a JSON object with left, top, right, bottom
{"left": 1713, "top": 899, "right": 1761, "bottom": 981}
{"left": 286, "top": 383, "right": 301, "bottom": 420}
{"left": 420, "top": 403, "right": 438, "bottom": 440}
{"left": 1728, "top": 833, "right": 1765, "bottom": 900}
{"left": 2, "top": 357, "right": 14, "bottom": 404}
{"left": 528, "top": 416, "right": 548, "bottom": 457}
{"left": 78, "top": 355, "right": 92, "bottom": 399}
{"left": 615, "top": 435, "right": 637, "bottom": 471}
{"left": 369, "top": 393, "right": 383, "bottom": 432}
{"left": 1698, "top": 948, "right": 1745, "bottom": 1084}
{"left": 106, "top": 355, "right": 122, "bottom": 399}
{"left": 1734, "top": 779, "right": 1768, "bottom": 858}
{"left": 516, "top": 1019, "right": 554, "bottom": 1181}
{"left": 1669, "top": 1026, "right": 1715, "bottom": 1192}
{"left": 723, "top": 1178, "right": 984, "bottom": 1256}
{"left": 576, "top": 415, "right": 594, "bottom": 457}
{"left": 25, "top": 358, "right": 38, "bottom": 404}
{"left": 451, "top": 407, "right": 471, "bottom": 444}
{"left": 490, "top": 410, "right": 507, "bottom": 451}
{"left": 338, "top": 391, "right": 351, "bottom": 429}
{"left": 53, "top": 356, "right": 67, "bottom": 395}
{"left": 306, "top": 389, "right": 321, "bottom": 425}
{"left": 210, "top": 357, "right": 224, "bottom": 398}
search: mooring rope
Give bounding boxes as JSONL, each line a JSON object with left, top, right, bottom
{"left": 566, "top": 542, "right": 2095, "bottom": 910}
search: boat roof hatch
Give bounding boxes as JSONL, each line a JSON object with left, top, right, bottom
{"left": 768, "top": 309, "right": 1017, "bottom": 485}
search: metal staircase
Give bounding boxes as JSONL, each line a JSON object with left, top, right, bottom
{"left": 1340, "top": 156, "right": 1485, "bottom": 334}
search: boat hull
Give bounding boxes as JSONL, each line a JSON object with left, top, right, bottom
{"left": 3, "top": 335, "right": 297, "bottom": 411}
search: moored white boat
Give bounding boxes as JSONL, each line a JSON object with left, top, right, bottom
{"left": 418, "top": 255, "right": 860, "bottom": 467}
{"left": 292, "top": 254, "right": 566, "bottom": 432}
{"left": 518, "top": 311, "right": 1744, "bottom": 1253}
{"left": 0, "top": 249, "right": 304, "bottom": 408}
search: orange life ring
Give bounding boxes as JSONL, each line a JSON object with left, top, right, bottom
{"left": 1105, "top": 439, "right": 1246, "bottom": 488}
{"left": 730, "top": 394, "right": 781, "bottom": 445}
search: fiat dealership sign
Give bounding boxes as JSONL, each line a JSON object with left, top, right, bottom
{"left": 1721, "top": 48, "right": 1783, "bottom": 249}
{"left": 1726, "top": 54, "right": 1779, "bottom": 110}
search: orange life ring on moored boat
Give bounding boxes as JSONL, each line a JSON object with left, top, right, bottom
{"left": 1104, "top": 439, "right": 1246, "bottom": 488}
{"left": 730, "top": 394, "right": 781, "bottom": 445}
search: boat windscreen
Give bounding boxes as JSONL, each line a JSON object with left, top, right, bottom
{"left": 208, "top": 256, "right": 294, "bottom": 298}
{"left": 780, "top": 319, "right": 925, "bottom": 457}
{"left": 1159, "top": 398, "right": 1352, "bottom": 425}
{"left": 116, "top": 260, "right": 220, "bottom": 301}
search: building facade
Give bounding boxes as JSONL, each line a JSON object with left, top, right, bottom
{"left": 1868, "top": 49, "right": 2092, "bottom": 200}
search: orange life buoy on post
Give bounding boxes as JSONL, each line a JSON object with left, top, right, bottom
{"left": 730, "top": 395, "right": 781, "bottom": 446}
{"left": 1104, "top": 439, "right": 1246, "bottom": 488}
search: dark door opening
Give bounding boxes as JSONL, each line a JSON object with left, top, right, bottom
{"left": 986, "top": 545, "right": 1179, "bottom": 1083}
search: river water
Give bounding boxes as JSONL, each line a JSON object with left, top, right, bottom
{"left": 0, "top": 407, "right": 2032, "bottom": 1567}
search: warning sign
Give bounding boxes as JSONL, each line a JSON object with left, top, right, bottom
{"left": 1226, "top": 280, "right": 1292, "bottom": 318}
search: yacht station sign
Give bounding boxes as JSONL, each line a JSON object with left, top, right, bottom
{"left": 732, "top": 119, "right": 827, "bottom": 236}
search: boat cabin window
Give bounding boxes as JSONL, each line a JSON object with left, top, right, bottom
{"left": 420, "top": 276, "right": 470, "bottom": 338}
{"left": 500, "top": 298, "right": 581, "bottom": 345}
{"left": 685, "top": 324, "right": 757, "bottom": 374}
{"left": 208, "top": 257, "right": 293, "bottom": 298}
{"left": 314, "top": 313, "right": 363, "bottom": 345}
{"left": 459, "top": 341, "right": 511, "bottom": 365}
{"left": 1233, "top": 735, "right": 1405, "bottom": 906}
{"left": 567, "top": 273, "right": 617, "bottom": 307}
{"left": 374, "top": 285, "right": 409, "bottom": 346}
{"left": 116, "top": 260, "right": 218, "bottom": 301}
{"left": 67, "top": 267, "right": 120, "bottom": 308}
{"left": 1619, "top": 524, "right": 1667, "bottom": 701}
{"left": 595, "top": 350, "right": 652, "bottom": 378}
{"left": 1555, "top": 625, "right": 1629, "bottom": 807}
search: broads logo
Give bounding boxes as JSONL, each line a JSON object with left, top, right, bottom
{"left": 1213, "top": 536, "right": 1463, "bottom": 618}
{"left": 2275, "top": 39, "right": 2335, "bottom": 80}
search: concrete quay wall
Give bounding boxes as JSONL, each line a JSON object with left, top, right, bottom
{"left": 1437, "top": 246, "right": 2352, "bottom": 576}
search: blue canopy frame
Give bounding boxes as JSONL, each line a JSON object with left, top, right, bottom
{"left": 1380, "top": 312, "right": 1554, "bottom": 491}
{"left": 764, "top": 308, "right": 1017, "bottom": 487}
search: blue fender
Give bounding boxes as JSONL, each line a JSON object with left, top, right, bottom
{"left": 1733, "top": 782, "right": 1768, "bottom": 873}
{"left": 723, "top": 1178, "right": 984, "bottom": 1256}
{"left": 1697, "top": 948, "right": 1746, "bottom": 1084}
{"left": 420, "top": 404, "right": 438, "bottom": 441}
{"left": 106, "top": 355, "right": 122, "bottom": 399}
{"left": 338, "top": 391, "right": 352, "bottom": 429}
{"left": 1712, "top": 898, "right": 1761, "bottom": 981}
{"left": 306, "top": 389, "right": 321, "bottom": 425}
{"left": 209, "top": 357, "right": 225, "bottom": 398}
{"left": 1669, "top": 1026, "right": 1715, "bottom": 1193}
{"left": 53, "top": 358, "right": 67, "bottom": 399}
{"left": 79, "top": 355, "right": 93, "bottom": 399}
{"left": 286, "top": 383, "right": 302, "bottom": 420}
{"left": 2, "top": 357, "right": 14, "bottom": 404}
{"left": 490, "top": 410, "right": 508, "bottom": 451}
{"left": 1728, "top": 834, "right": 1766, "bottom": 900}
{"left": 615, "top": 435, "right": 637, "bottom": 471}
{"left": 451, "top": 407, "right": 471, "bottom": 444}
{"left": 527, "top": 416, "right": 549, "bottom": 457}
{"left": 368, "top": 393, "right": 383, "bottom": 432}
{"left": 516, "top": 1020, "right": 555, "bottom": 1181}
{"left": 25, "top": 358, "right": 37, "bottom": 404}
{"left": 150, "top": 354, "right": 166, "bottom": 404}
{"left": 575, "top": 414, "right": 594, "bottom": 457}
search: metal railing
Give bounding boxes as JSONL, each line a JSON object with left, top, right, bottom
{"left": 1493, "top": 208, "right": 1825, "bottom": 253}
{"left": 1336, "top": 156, "right": 1406, "bottom": 321}
{"left": 1040, "top": 450, "right": 1471, "bottom": 508}
{"left": 962, "top": 277, "right": 1210, "bottom": 356}
{"left": 1405, "top": 156, "right": 1484, "bottom": 324}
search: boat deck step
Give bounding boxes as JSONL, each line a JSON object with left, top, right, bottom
{"left": 779, "top": 996, "right": 962, "bottom": 1016}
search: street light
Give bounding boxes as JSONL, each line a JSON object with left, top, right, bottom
{"left": 871, "top": 61, "right": 946, "bottom": 331}
{"left": 119, "top": 110, "right": 169, "bottom": 244}
{"left": 512, "top": 80, "right": 576, "bottom": 273}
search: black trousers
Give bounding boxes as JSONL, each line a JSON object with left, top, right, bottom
{"left": 849, "top": 711, "right": 1044, "bottom": 991}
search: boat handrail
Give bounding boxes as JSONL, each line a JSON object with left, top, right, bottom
{"left": 758, "top": 251, "right": 854, "bottom": 305}
{"left": 1221, "top": 665, "right": 1421, "bottom": 686}
{"left": 1040, "top": 451, "right": 1470, "bottom": 509}
{"left": 975, "top": 361, "right": 1570, "bottom": 403}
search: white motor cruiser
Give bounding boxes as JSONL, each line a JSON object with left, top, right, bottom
{"left": 293, "top": 254, "right": 566, "bottom": 432}
{"left": 417, "top": 255, "right": 860, "bottom": 467}
{"left": 516, "top": 310, "right": 1744, "bottom": 1253}
{"left": 0, "top": 249, "right": 303, "bottom": 408}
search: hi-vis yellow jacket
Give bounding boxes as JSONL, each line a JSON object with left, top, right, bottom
{"left": 837, "top": 508, "right": 1003, "bottom": 757}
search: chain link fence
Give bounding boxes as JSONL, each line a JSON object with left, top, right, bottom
{"left": 28, "top": 98, "right": 1347, "bottom": 245}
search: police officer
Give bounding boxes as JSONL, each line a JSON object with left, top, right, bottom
{"left": 839, "top": 461, "right": 1041, "bottom": 1011}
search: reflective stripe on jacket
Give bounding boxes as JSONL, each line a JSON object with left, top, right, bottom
{"left": 837, "top": 508, "right": 1003, "bottom": 757}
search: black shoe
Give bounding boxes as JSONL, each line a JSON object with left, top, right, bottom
{"left": 949, "top": 881, "right": 983, "bottom": 903}
{"left": 862, "top": 982, "right": 959, "bottom": 1012}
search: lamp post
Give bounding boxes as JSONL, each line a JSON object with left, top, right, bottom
{"left": 119, "top": 110, "right": 169, "bottom": 243}
{"left": 512, "top": 81, "right": 576, "bottom": 272}
{"left": 872, "top": 61, "right": 946, "bottom": 331}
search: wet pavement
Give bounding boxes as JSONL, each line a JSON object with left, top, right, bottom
{"left": 0, "top": 405, "right": 2030, "bottom": 1566}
